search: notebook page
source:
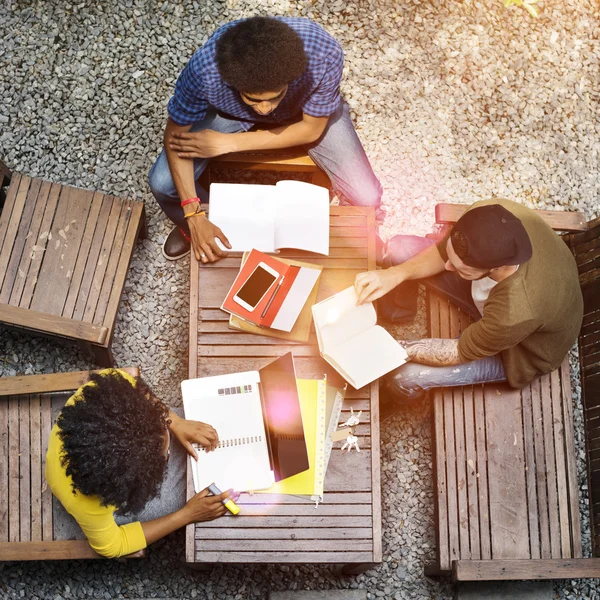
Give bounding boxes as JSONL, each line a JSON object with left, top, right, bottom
{"left": 327, "top": 325, "right": 408, "bottom": 389}
{"left": 273, "top": 181, "right": 329, "bottom": 255}
{"left": 312, "top": 286, "right": 376, "bottom": 352}
{"left": 182, "top": 371, "right": 274, "bottom": 492}
{"left": 209, "top": 183, "right": 277, "bottom": 253}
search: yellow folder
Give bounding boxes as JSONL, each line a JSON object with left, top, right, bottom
{"left": 258, "top": 378, "right": 326, "bottom": 496}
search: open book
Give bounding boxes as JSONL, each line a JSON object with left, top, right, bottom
{"left": 312, "top": 287, "right": 408, "bottom": 389}
{"left": 209, "top": 180, "right": 330, "bottom": 255}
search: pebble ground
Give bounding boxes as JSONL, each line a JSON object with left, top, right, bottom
{"left": 1, "top": 0, "right": 599, "bottom": 598}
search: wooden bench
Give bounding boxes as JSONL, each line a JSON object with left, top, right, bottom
{"left": 426, "top": 203, "right": 600, "bottom": 580}
{"left": 0, "top": 160, "right": 146, "bottom": 366}
{"left": 0, "top": 368, "right": 142, "bottom": 560}
{"left": 200, "top": 148, "right": 331, "bottom": 190}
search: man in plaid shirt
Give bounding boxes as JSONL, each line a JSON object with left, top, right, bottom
{"left": 149, "top": 16, "right": 382, "bottom": 262}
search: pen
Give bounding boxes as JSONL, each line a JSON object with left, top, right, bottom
{"left": 208, "top": 482, "right": 240, "bottom": 515}
{"left": 260, "top": 276, "right": 285, "bottom": 319}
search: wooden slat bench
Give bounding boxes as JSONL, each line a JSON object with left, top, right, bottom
{"left": 200, "top": 148, "right": 331, "bottom": 190}
{"left": 0, "top": 160, "right": 146, "bottom": 366}
{"left": 0, "top": 368, "right": 142, "bottom": 561}
{"left": 427, "top": 203, "right": 600, "bottom": 580}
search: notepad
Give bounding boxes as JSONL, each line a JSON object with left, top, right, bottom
{"left": 182, "top": 353, "right": 309, "bottom": 494}
{"left": 182, "top": 371, "right": 275, "bottom": 493}
{"left": 209, "top": 180, "right": 330, "bottom": 255}
{"left": 312, "top": 286, "right": 409, "bottom": 389}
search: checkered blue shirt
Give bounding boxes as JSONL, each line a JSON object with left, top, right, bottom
{"left": 168, "top": 18, "right": 344, "bottom": 129}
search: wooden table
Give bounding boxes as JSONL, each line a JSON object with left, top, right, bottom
{"left": 186, "top": 206, "right": 381, "bottom": 571}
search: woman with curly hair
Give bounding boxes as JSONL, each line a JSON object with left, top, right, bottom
{"left": 45, "top": 368, "right": 230, "bottom": 558}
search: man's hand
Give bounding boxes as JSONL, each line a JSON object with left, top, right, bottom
{"left": 169, "top": 129, "right": 234, "bottom": 159}
{"left": 187, "top": 214, "right": 231, "bottom": 264}
{"left": 354, "top": 268, "right": 403, "bottom": 305}
{"left": 169, "top": 414, "right": 220, "bottom": 458}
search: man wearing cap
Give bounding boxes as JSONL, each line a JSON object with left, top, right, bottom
{"left": 354, "top": 199, "right": 583, "bottom": 412}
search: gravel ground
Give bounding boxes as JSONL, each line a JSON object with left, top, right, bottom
{"left": 1, "top": 0, "right": 599, "bottom": 598}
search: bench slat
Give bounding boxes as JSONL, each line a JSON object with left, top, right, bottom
{"left": 30, "top": 394, "right": 42, "bottom": 542}
{"left": 0, "top": 172, "right": 21, "bottom": 249}
{"left": 19, "top": 396, "right": 31, "bottom": 542}
{"left": 561, "top": 360, "right": 582, "bottom": 558}
{"left": 61, "top": 191, "right": 105, "bottom": 319}
{"left": 531, "top": 377, "right": 551, "bottom": 558}
{"left": 8, "top": 396, "right": 19, "bottom": 542}
{"left": 453, "top": 558, "right": 600, "bottom": 581}
{"left": 8, "top": 180, "right": 53, "bottom": 308}
{"left": 486, "top": 385, "right": 529, "bottom": 559}
{"left": 435, "top": 203, "right": 588, "bottom": 232}
{"left": 541, "top": 374, "right": 561, "bottom": 557}
{"left": 30, "top": 186, "right": 95, "bottom": 316}
{"left": 18, "top": 183, "right": 62, "bottom": 310}
{"left": 0, "top": 396, "right": 8, "bottom": 541}
{"left": 521, "top": 385, "right": 541, "bottom": 559}
{"left": 552, "top": 368, "right": 572, "bottom": 557}
{"left": 90, "top": 198, "right": 133, "bottom": 324}
{"left": 0, "top": 304, "right": 108, "bottom": 345}
{"left": 69, "top": 194, "right": 114, "bottom": 321}
{"left": 0, "top": 178, "right": 42, "bottom": 304}
{"left": 80, "top": 196, "right": 124, "bottom": 323}
{"left": 0, "top": 175, "right": 30, "bottom": 292}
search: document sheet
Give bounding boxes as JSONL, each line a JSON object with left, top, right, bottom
{"left": 182, "top": 371, "right": 275, "bottom": 493}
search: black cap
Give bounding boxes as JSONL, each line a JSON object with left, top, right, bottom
{"left": 452, "top": 204, "right": 533, "bottom": 269}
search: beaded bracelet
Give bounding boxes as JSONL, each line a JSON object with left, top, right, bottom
{"left": 183, "top": 209, "right": 206, "bottom": 220}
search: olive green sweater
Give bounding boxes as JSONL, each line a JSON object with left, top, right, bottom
{"left": 438, "top": 199, "right": 583, "bottom": 389}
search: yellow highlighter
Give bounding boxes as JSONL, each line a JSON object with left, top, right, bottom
{"left": 208, "top": 483, "right": 240, "bottom": 515}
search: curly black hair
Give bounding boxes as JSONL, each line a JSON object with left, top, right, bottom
{"left": 57, "top": 371, "right": 171, "bottom": 515}
{"left": 216, "top": 16, "right": 308, "bottom": 93}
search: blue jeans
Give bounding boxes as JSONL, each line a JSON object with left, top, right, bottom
{"left": 148, "top": 103, "right": 382, "bottom": 231}
{"left": 380, "top": 235, "right": 507, "bottom": 398}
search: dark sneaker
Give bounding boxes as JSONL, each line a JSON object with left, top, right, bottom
{"left": 162, "top": 227, "right": 191, "bottom": 261}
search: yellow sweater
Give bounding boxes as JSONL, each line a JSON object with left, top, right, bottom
{"left": 45, "top": 369, "right": 147, "bottom": 558}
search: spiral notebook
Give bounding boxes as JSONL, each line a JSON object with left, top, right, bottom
{"left": 182, "top": 353, "right": 310, "bottom": 493}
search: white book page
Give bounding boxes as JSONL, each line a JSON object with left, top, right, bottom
{"left": 326, "top": 326, "right": 408, "bottom": 389}
{"left": 312, "top": 286, "right": 376, "bottom": 351}
{"left": 273, "top": 181, "right": 330, "bottom": 255}
{"left": 193, "top": 442, "right": 275, "bottom": 493}
{"left": 269, "top": 267, "right": 321, "bottom": 332}
{"left": 209, "top": 183, "right": 277, "bottom": 253}
{"left": 182, "top": 371, "right": 274, "bottom": 493}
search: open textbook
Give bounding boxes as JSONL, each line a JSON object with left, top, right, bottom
{"left": 182, "top": 353, "right": 309, "bottom": 493}
{"left": 209, "top": 180, "right": 330, "bottom": 255}
{"left": 312, "top": 287, "right": 408, "bottom": 389}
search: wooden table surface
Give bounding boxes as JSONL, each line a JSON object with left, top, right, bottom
{"left": 186, "top": 206, "right": 381, "bottom": 569}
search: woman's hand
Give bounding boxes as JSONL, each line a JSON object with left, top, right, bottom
{"left": 181, "top": 488, "right": 231, "bottom": 523}
{"left": 169, "top": 413, "right": 219, "bottom": 458}
{"left": 354, "top": 268, "right": 403, "bottom": 305}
